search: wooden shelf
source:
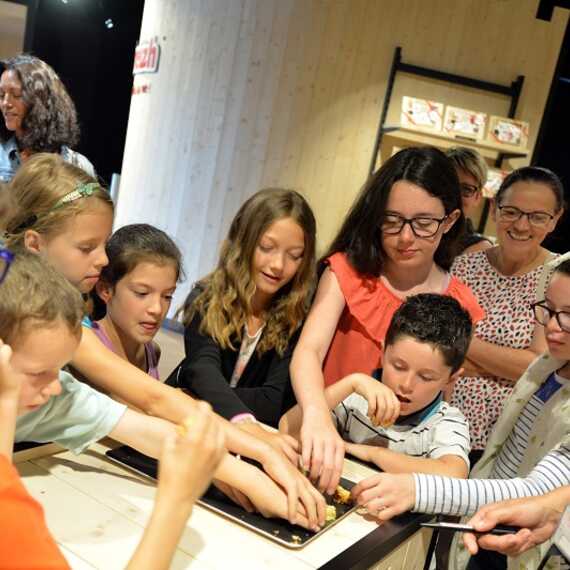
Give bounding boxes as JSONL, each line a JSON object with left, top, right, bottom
{"left": 381, "top": 125, "right": 529, "bottom": 159}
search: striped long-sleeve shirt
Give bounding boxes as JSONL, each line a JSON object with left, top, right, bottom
{"left": 413, "top": 372, "right": 570, "bottom": 516}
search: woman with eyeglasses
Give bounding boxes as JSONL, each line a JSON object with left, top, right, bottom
{"left": 450, "top": 166, "right": 564, "bottom": 465}
{"left": 288, "top": 146, "right": 484, "bottom": 493}
{"left": 446, "top": 147, "right": 494, "bottom": 254}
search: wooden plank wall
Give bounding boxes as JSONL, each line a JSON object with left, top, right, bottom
{"left": 261, "top": 0, "right": 569, "bottom": 251}
{"left": 116, "top": 0, "right": 568, "bottom": 309}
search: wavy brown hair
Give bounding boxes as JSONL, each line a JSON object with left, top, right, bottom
{"left": 182, "top": 188, "right": 317, "bottom": 356}
{"left": 0, "top": 55, "right": 80, "bottom": 152}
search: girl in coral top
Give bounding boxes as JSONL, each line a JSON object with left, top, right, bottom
{"left": 290, "top": 146, "right": 484, "bottom": 493}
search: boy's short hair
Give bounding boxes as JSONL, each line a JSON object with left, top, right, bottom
{"left": 385, "top": 294, "right": 473, "bottom": 373}
{"left": 0, "top": 250, "right": 84, "bottom": 344}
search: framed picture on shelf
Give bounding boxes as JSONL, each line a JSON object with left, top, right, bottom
{"left": 483, "top": 168, "right": 509, "bottom": 198}
{"left": 400, "top": 96, "right": 443, "bottom": 133}
{"left": 443, "top": 106, "right": 487, "bottom": 141}
{"left": 486, "top": 116, "right": 529, "bottom": 148}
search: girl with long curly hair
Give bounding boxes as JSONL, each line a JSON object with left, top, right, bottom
{"left": 168, "top": 188, "right": 317, "bottom": 428}
{"left": 0, "top": 54, "right": 94, "bottom": 182}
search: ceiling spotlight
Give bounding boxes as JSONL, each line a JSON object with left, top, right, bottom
{"left": 105, "top": 18, "right": 114, "bottom": 29}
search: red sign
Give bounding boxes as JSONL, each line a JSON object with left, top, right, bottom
{"left": 133, "top": 37, "right": 160, "bottom": 75}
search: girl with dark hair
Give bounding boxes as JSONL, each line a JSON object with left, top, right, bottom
{"left": 0, "top": 54, "right": 94, "bottom": 182}
{"left": 289, "top": 146, "right": 484, "bottom": 493}
{"left": 450, "top": 165, "right": 564, "bottom": 464}
{"left": 169, "top": 188, "right": 317, "bottom": 428}
{"left": 93, "top": 224, "right": 183, "bottom": 379}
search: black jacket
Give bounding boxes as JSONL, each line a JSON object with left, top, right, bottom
{"left": 166, "top": 294, "right": 298, "bottom": 428}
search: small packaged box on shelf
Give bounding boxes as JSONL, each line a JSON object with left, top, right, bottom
{"left": 400, "top": 96, "right": 444, "bottom": 132}
{"left": 443, "top": 106, "right": 487, "bottom": 141}
{"left": 487, "top": 116, "right": 529, "bottom": 148}
{"left": 483, "top": 168, "right": 509, "bottom": 198}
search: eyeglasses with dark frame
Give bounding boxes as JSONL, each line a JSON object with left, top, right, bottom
{"left": 532, "top": 300, "right": 570, "bottom": 333}
{"left": 460, "top": 182, "right": 480, "bottom": 198}
{"left": 497, "top": 205, "right": 555, "bottom": 228}
{"left": 381, "top": 214, "right": 449, "bottom": 238}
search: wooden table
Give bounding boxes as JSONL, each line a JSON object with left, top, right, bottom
{"left": 15, "top": 442, "right": 432, "bottom": 570}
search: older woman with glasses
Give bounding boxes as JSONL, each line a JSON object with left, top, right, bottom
{"left": 446, "top": 147, "right": 494, "bottom": 254}
{"left": 449, "top": 166, "right": 564, "bottom": 465}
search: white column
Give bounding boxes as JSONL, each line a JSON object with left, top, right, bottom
{"left": 116, "top": 0, "right": 293, "bottom": 311}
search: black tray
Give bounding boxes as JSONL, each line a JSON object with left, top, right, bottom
{"left": 106, "top": 445, "right": 356, "bottom": 549}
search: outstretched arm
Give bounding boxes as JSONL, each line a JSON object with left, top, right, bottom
{"left": 290, "top": 268, "right": 348, "bottom": 492}
{"left": 463, "top": 486, "right": 570, "bottom": 557}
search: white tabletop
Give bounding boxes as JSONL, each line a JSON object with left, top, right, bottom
{"left": 16, "top": 442, "right": 393, "bottom": 570}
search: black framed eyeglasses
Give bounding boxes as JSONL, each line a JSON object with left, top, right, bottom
{"left": 381, "top": 214, "right": 448, "bottom": 238}
{"left": 497, "top": 205, "right": 555, "bottom": 228}
{"left": 460, "top": 182, "right": 480, "bottom": 198}
{"left": 532, "top": 300, "right": 570, "bottom": 333}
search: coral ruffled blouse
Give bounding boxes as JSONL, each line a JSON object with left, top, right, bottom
{"left": 322, "top": 252, "right": 485, "bottom": 386}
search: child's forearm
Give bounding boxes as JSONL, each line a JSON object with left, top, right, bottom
{"left": 0, "top": 395, "right": 18, "bottom": 460}
{"left": 355, "top": 445, "right": 468, "bottom": 478}
{"left": 280, "top": 375, "right": 357, "bottom": 436}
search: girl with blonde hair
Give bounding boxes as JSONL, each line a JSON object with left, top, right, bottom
{"left": 169, "top": 188, "right": 317, "bottom": 428}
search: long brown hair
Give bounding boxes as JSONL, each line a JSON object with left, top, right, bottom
{"left": 182, "top": 188, "right": 317, "bottom": 356}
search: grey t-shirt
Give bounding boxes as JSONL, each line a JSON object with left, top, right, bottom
{"left": 16, "top": 371, "right": 126, "bottom": 454}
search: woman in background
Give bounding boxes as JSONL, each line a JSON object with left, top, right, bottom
{"left": 446, "top": 146, "right": 493, "bottom": 254}
{"left": 0, "top": 55, "right": 94, "bottom": 182}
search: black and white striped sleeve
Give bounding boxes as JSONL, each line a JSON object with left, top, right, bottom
{"left": 413, "top": 445, "right": 570, "bottom": 516}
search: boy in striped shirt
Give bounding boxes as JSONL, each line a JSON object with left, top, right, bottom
{"left": 280, "top": 294, "right": 473, "bottom": 479}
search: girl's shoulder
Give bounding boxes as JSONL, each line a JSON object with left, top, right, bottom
{"left": 326, "top": 252, "right": 399, "bottom": 342}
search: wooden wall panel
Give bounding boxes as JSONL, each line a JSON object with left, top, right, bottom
{"left": 261, "top": 0, "right": 569, "bottom": 252}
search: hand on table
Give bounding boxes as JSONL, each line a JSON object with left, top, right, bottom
{"left": 463, "top": 496, "right": 563, "bottom": 556}
{"left": 243, "top": 467, "right": 315, "bottom": 531}
{"left": 261, "top": 447, "right": 326, "bottom": 529}
{"left": 300, "top": 408, "right": 345, "bottom": 494}
{"left": 352, "top": 473, "right": 415, "bottom": 522}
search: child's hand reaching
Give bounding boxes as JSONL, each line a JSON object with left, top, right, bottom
{"left": 0, "top": 340, "right": 17, "bottom": 399}
{"left": 156, "top": 400, "right": 226, "bottom": 509}
{"left": 0, "top": 339, "right": 18, "bottom": 459}
{"left": 351, "top": 374, "right": 400, "bottom": 427}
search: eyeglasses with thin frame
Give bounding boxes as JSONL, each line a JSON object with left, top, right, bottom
{"left": 460, "top": 183, "right": 480, "bottom": 198}
{"left": 497, "top": 205, "right": 555, "bottom": 228}
{"left": 381, "top": 213, "right": 449, "bottom": 238}
{"left": 532, "top": 300, "right": 570, "bottom": 333}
